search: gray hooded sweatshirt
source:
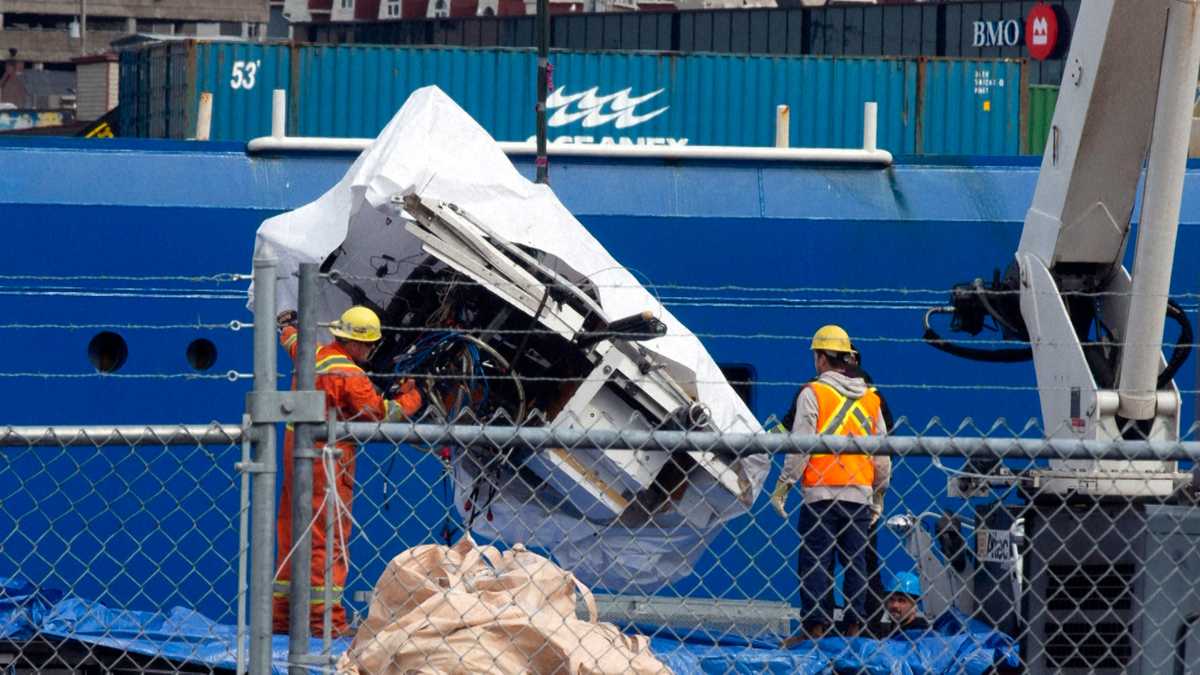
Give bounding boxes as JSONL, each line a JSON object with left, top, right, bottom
{"left": 780, "top": 370, "right": 891, "bottom": 506}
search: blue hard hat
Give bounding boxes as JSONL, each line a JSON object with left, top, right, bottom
{"left": 886, "top": 571, "right": 922, "bottom": 598}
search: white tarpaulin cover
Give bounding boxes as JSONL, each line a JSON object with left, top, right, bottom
{"left": 249, "top": 86, "right": 767, "bottom": 590}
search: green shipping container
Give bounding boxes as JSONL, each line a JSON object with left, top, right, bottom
{"left": 1025, "top": 85, "right": 1059, "bottom": 156}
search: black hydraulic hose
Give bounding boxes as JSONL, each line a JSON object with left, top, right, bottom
{"left": 923, "top": 299, "right": 1193, "bottom": 378}
{"left": 1158, "top": 299, "right": 1193, "bottom": 389}
{"left": 974, "top": 278, "right": 1024, "bottom": 337}
{"left": 923, "top": 308, "right": 1034, "bottom": 363}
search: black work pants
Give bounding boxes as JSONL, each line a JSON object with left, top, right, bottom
{"left": 797, "top": 499, "right": 873, "bottom": 628}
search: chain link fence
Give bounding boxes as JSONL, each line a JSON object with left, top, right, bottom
{"left": 318, "top": 418, "right": 1200, "bottom": 675}
{"left": 1, "top": 261, "right": 1199, "bottom": 674}
{"left": 0, "top": 425, "right": 249, "bottom": 674}
{"left": 274, "top": 257, "right": 1200, "bottom": 675}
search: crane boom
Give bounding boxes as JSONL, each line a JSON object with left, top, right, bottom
{"left": 1018, "top": 2, "right": 1164, "bottom": 269}
{"left": 928, "top": 0, "right": 1200, "bottom": 497}
{"left": 907, "top": 4, "right": 1200, "bottom": 657}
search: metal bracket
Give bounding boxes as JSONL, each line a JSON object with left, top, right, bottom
{"left": 236, "top": 414, "right": 271, "bottom": 474}
{"left": 946, "top": 475, "right": 1023, "bottom": 499}
{"left": 326, "top": 408, "right": 338, "bottom": 449}
{"left": 235, "top": 460, "right": 271, "bottom": 474}
{"left": 245, "top": 390, "right": 326, "bottom": 424}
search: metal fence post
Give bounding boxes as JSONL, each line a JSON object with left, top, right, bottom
{"left": 249, "top": 257, "right": 279, "bottom": 675}
{"left": 535, "top": 0, "right": 550, "bottom": 183}
{"left": 236, "top": 413, "right": 252, "bottom": 675}
{"left": 289, "top": 263, "right": 320, "bottom": 674}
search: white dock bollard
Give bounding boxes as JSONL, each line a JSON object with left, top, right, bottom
{"left": 272, "top": 89, "right": 287, "bottom": 139}
{"left": 863, "top": 101, "right": 878, "bottom": 153}
{"left": 775, "top": 105, "right": 790, "bottom": 149}
{"left": 195, "top": 92, "right": 213, "bottom": 141}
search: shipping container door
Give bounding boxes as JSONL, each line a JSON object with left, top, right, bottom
{"left": 920, "top": 58, "right": 1023, "bottom": 156}
{"left": 191, "top": 42, "right": 291, "bottom": 141}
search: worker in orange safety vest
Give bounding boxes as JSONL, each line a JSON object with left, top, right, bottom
{"left": 771, "top": 325, "right": 890, "bottom": 643}
{"left": 272, "top": 306, "right": 422, "bottom": 637}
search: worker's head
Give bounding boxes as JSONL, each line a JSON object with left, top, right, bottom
{"left": 810, "top": 325, "right": 857, "bottom": 374}
{"left": 329, "top": 306, "right": 382, "bottom": 364}
{"left": 848, "top": 342, "right": 862, "bottom": 367}
{"left": 884, "top": 571, "right": 922, "bottom": 627}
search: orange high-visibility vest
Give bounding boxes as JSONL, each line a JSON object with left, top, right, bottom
{"left": 802, "top": 380, "right": 882, "bottom": 488}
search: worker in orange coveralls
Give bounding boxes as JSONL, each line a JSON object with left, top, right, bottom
{"left": 272, "top": 306, "right": 422, "bottom": 636}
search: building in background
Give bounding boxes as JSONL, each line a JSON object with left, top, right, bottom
{"left": 0, "top": 61, "right": 75, "bottom": 109}
{"left": 267, "top": 1, "right": 292, "bottom": 36}
{"left": 0, "top": 1, "right": 272, "bottom": 69}
{"left": 0, "top": 59, "right": 77, "bottom": 132}
{"left": 281, "top": 0, "right": 783, "bottom": 19}
{"left": 0, "top": 1, "right": 273, "bottom": 133}
{"left": 279, "top": 0, "right": 946, "bottom": 19}
{"left": 73, "top": 52, "right": 118, "bottom": 121}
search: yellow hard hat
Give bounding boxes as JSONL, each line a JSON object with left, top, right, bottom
{"left": 329, "top": 306, "right": 382, "bottom": 343}
{"left": 811, "top": 324, "right": 854, "bottom": 354}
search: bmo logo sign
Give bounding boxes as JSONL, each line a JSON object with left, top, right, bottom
{"left": 1026, "top": 3, "right": 1059, "bottom": 61}
{"left": 970, "top": 2, "right": 1061, "bottom": 61}
{"left": 972, "top": 19, "right": 1021, "bottom": 48}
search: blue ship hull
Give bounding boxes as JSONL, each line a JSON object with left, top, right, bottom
{"left": 2, "top": 138, "right": 1196, "bottom": 623}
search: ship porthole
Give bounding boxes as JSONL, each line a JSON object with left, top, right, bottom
{"left": 187, "top": 338, "right": 218, "bottom": 372}
{"left": 88, "top": 332, "right": 128, "bottom": 373}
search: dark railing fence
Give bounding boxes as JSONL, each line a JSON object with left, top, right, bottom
{"left": 300, "top": 0, "right": 1079, "bottom": 85}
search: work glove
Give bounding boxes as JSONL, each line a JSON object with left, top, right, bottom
{"left": 393, "top": 378, "right": 423, "bottom": 418}
{"left": 771, "top": 479, "right": 793, "bottom": 518}
{"left": 870, "top": 489, "right": 885, "bottom": 526}
{"left": 276, "top": 309, "right": 298, "bottom": 329}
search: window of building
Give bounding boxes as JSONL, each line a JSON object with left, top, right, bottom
{"left": 385, "top": 0, "right": 402, "bottom": 17}
{"left": 266, "top": 6, "right": 290, "bottom": 39}
{"left": 86, "top": 17, "right": 127, "bottom": 32}
{"left": 136, "top": 19, "right": 175, "bottom": 34}
{"left": 341, "top": 0, "right": 354, "bottom": 8}
{"left": 4, "top": 14, "right": 70, "bottom": 30}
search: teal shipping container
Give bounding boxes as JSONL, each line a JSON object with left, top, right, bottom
{"left": 120, "top": 41, "right": 1027, "bottom": 155}
{"left": 295, "top": 46, "right": 919, "bottom": 152}
{"left": 917, "top": 58, "right": 1027, "bottom": 156}
{"left": 119, "top": 40, "right": 291, "bottom": 141}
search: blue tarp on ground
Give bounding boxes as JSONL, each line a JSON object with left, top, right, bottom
{"left": 645, "top": 613, "right": 1019, "bottom": 675}
{"left": 0, "top": 578, "right": 1018, "bottom": 674}
{"left": 0, "top": 578, "right": 352, "bottom": 673}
